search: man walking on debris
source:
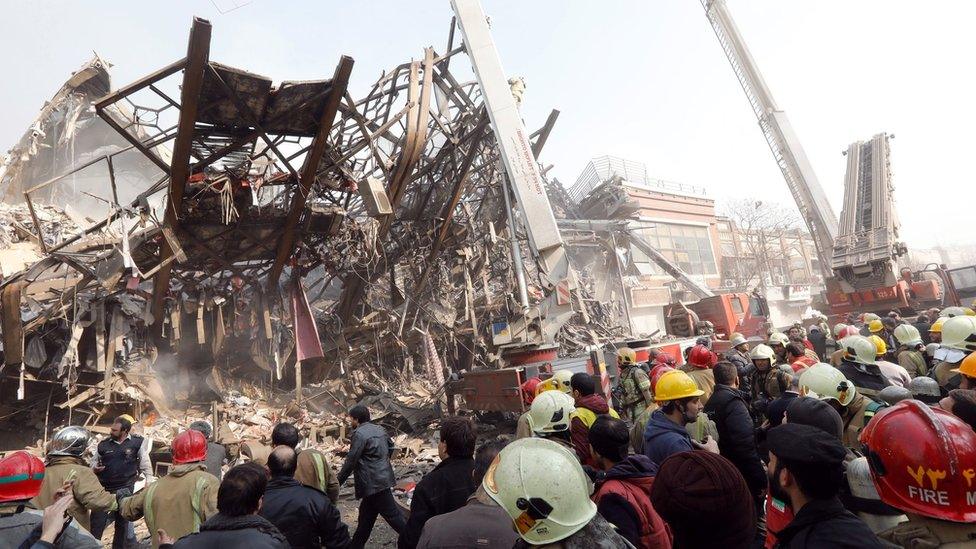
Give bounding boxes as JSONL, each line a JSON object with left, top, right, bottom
{"left": 91, "top": 415, "right": 153, "bottom": 549}
{"left": 272, "top": 422, "right": 340, "bottom": 503}
{"left": 120, "top": 430, "right": 219, "bottom": 548}
{"left": 614, "top": 348, "right": 653, "bottom": 423}
{"left": 259, "top": 445, "right": 352, "bottom": 549}
{"left": 337, "top": 404, "right": 406, "bottom": 549}
{"left": 398, "top": 416, "right": 477, "bottom": 549}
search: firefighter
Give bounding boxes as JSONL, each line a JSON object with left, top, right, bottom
{"left": 613, "top": 347, "right": 652, "bottom": 423}
{"left": 484, "top": 438, "right": 631, "bottom": 548}
{"left": 837, "top": 336, "right": 893, "bottom": 395}
{"left": 893, "top": 324, "right": 928, "bottom": 377}
{"left": 861, "top": 400, "right": 976, "bottom": 547}
{"left": 929, "top": 317, "right": 944, "bottom": 344}
{"left": 767, "top": 332, "right": 790, "bottom": 365}
{"left": 34, "top": 426, "right": 117, "bottom": 533}
{"left": 0, "top": 451, "right": 101, "bottom": 548}
{"left": 724, "top": 332, "right": 754, "bottom": 386}
{"left": 749, "top": 344, "right": 789, "bottom": 421}
{"left": 932, "top": 316, "right": 976, "bottom": 388}
{"left": 121, "top": 430, "right": 219, "bottom": 548}
{"left": 514, "top": 377, "right": 542, "bottom": 439}
{"left": 535, "top": 369, "right": 574, "bottom": 395}
{"left": 799, "top": 363, "right": 885, "bottom": 449}
{"left": 950, "top": 352, "right": 976, "bottom": 390}
{"left": 526, "top": 390, "right": 577, "bottom": 451}
{"left": 680, "top": 344, "right": 717, "bottom": 404}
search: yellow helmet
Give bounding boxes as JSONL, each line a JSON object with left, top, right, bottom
{"left": 535, "top": 370, "right": 574, "bottom": 395}
{"left": 617, "top": 348, "right": 637, "bottom": 366}
{"left": 868, "top": 335, "right": 887, "bottom": 357}
{"left": 930, "top": 318, "right": 945, "bottom": 333}
{"left": 118, "top": 414, "right": 137, "bottom": 425}
{"left": 868, "top": 319, "right": 884, "bottom": 333}
{"left": 951, "top": 352, "right": 976, "bottom": 378}
{"left": 965, "top": 308, "right": 976, "bottom": 317}
{"left": 654, "top": 370, "right": 704, "bottom": 402}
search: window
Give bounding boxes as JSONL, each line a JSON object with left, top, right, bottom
{"left": 632, "top": 223, "right": 717, "bottom": 275}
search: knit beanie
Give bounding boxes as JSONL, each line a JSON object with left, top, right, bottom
{"left": 785, "top": 397, "right": 844, "bottom": 440}
{"left": 650, "top": 451, "right": 755, "bottom": 549}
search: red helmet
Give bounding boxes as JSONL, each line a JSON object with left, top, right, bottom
{"left": 860, "top": 400, "right": 976, "bottom": 522}
{"left": 654, "top": 352, "right": 675, "bottom": 366}
{"left": 520, "top": 377, "right": 542, "bottom": 406}
{"left": 650, "top": 365, "right": 675, "bottom": 394}
{"left": 172, "top": 430, "right": 208, "bottom": 464}
{"left": 688, "top": 345, "right": 716, "bottom": 369}
{"left": 0, "top": 451, "right": 44, "bottom": 503}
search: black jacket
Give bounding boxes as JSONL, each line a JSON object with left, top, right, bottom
{"left": 168, "top": 513, "right": 289, "bottom": 549}
{"left": 398, "top": 456, "right": 476, "bottom": 549}
{"left": 838, "top": 360, "right": 892, "bottom": 394}
{"left": 703, "top": 384, "right": 767, "bottom": 499}
{"left": 259, "top": 476, "right": 351, "bottom": 549}
{"left": 773, "top": 497, "right": 885, "bottom": 548}
{"left": 765, "top": 391, "right": 800, "bottom": 428}
{"left": 808, "top": 330, "right": 827, "bottom": 360}
{"left": 337, "top": 422, "right": 397, "bottom": 499}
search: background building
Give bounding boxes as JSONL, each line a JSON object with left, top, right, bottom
{"left": 567, "top": 156, "right": 817, "bottom": 334}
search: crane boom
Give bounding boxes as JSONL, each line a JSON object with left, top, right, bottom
{"left": 452, "top": 0, "right": 576, "bottom": 344}
{"left": 701, "top": 0, "right": 838, "bottom": 277}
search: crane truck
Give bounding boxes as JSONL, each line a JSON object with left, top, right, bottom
{"left": 701, "top": 0, "right": 961, "bottom": 318}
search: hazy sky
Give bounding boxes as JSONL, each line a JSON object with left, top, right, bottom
{"left": 2, "top": 1, "right": 973, "bottom": 248}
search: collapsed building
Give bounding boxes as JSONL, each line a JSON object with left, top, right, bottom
{"left": 0, "top": 10, "right": 654, "bottom": 455}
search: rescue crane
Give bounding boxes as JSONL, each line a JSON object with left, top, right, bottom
{"left": 701, "top": 0, "right": 953, "bottom": 314}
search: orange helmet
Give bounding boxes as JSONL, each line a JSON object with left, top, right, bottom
{"left": 0, "top": 451, "right": 44, "bottom": 503}
{"left": 172, "top": 430, "right": 208, "bottom": 464}
{"left": 688, "top": 345, "right": 717, "bottom": 369}
{"left": 860, "top": 400, "right": 976, "bottom": 522}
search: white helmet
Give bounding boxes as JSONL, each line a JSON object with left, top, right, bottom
{"left": 483, "top": 437, "right": 596, "bottom": 545}
{"left": 749, "top": 344, "right": 775, "bottom": 362}
{"left": 527, "top": 391, "right": 575, "bottom": 434}
{"left": 941, "top": 306, "right": 966, "bottom": 318}
{"left": 768, "top": 332, "right": 789, "bottom": 347}
{"left": 729, "top": 333, "right": 748, "bottom": 348}
{"left": 893, "top": 324, "right": 923, "bottom": 347}
{"left": 940, "top": 316, "right": 976, "bottom": 352}
{"left": 832, "top": 323, "right": 849, "bottom": 338}
{"left": 799, "top": 363, "right": 857, "bottom": 406}
{"left": 843, "top": 335, "right": 877, "bottom": 365}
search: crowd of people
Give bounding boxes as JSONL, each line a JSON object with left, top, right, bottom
{"left": 2, "top": 307, "right": 976, "bottom": 548}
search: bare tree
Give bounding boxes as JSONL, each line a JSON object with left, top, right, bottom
{"left": 720, "top": 199, "right": 804, "bottom": 290}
